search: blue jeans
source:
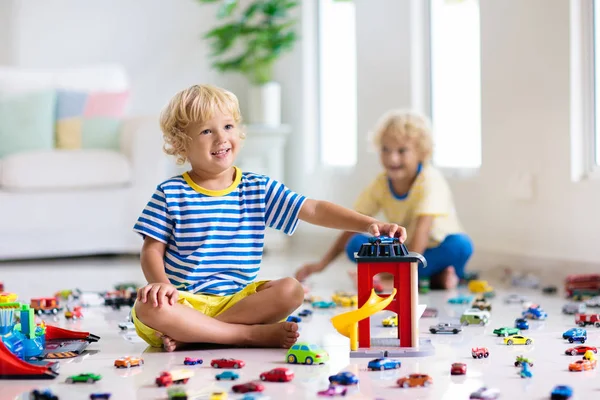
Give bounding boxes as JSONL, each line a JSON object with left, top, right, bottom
{"left": 345, "top": 233, "right": 474, "bottom": 279}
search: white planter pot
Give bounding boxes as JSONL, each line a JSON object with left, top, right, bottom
{"left": 248, "top": 82, "right": 281, "bottom": 126}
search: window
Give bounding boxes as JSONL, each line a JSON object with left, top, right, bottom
{"left": 430, "top": 0, "right": 482, "bottom": 169}
{"left": 318, "top": 0, "right": 357, "bottom": 167}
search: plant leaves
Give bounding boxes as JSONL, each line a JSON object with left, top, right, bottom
{"left": 216, "top": 0, "right": 238, "bottom": 19}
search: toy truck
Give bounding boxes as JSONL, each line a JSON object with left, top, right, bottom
{"left": 575, "top": 313, "right": 600, "bottom": 327}
{"left": 30, "top": 297, "right": 62, "bottom": 315}
{"left": 155, "top": 369, "right": 194, "bottom": 387}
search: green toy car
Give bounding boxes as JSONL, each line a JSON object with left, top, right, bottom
{"left": 286, "top": 342, "right": 329, "bottom": 365}
{"left": 514, "top": 355, "right": 534, "bottom": 367}
{"left": 66, "top": 373, "right": 102, "bottom": 384}
{"left": 493, "top": 327, "right": 520, "bottom": 337}
{"left": 167, "top": 387, "right": 188, "bottom": 399}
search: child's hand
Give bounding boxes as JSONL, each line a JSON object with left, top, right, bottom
{"left": 137, "top": 283, "right": 179, "bottom": 308}
{"left": 295, "top": 262, "right": 325, "bottom": 282}
{"left": 367, "top": 222, "right": 407, "bottom": 243}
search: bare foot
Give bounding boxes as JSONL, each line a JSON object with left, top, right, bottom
{"left": 157, "top": 333, "right": 185, "bottom": 352}
{"left": 246, "top": 322, "right": 299, "bottom": 348}
{"left": 431, "top": 266, "right": 459, "bottom": 290}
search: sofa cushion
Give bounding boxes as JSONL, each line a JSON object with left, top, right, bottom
{"left": 0, "top": 150, "right": 132, "bottom": 191}
{"left": 0, "top": 90, "right": 57, "bottom": 158}
{"left": 55, "top": 89, "right": 130, "bottom": 150}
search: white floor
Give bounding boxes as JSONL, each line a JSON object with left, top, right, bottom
{"left": 0, "top": 253, "right": 595, "bottom": 400}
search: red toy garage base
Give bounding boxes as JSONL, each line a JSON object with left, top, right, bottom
{"left": 0, "top": 340, "right": 58, "bottom": 379}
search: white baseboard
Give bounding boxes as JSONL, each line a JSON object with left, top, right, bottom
{"left": 290, "top": 231, "right": 600, "bottom": 285}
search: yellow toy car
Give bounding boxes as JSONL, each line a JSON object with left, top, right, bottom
{"left": 468, "top": 280, "right": 494, "bottom": 294}
{"left": 0, "top": 292, "right": 17, "bottom": 304}
{"left": 382, "top": 315, "right": 398, "bottom": 327}
{"left": 504, "top": 335, "right": 533, "bottom": 345}
{"left": 584, "top": 350, "right": 597, "bottom": 361}
{"left": 331, "top": 292, "right": 358, "bottom": 307}
{"left": 209, "top": 391, "right": 227, "bottom": 400}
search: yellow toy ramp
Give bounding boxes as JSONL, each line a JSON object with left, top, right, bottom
{"left": 331, "top": 288, "right": 397, "bottom": 338}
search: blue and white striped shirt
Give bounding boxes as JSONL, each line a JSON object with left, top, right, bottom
{"left": 133, "top": 167, "right": 306, "bottom": 295}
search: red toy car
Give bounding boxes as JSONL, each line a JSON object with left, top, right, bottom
{"left": 210, "top": 358, "right": 245, "bottom": 369}
{"left": 450, "top": 362, "right": 467, "bottom": 375}
{"left": 565, "top": 345, "right": 598, "bottom": 356}
{"left": 65, "top": 306, "right": 83, "bottom": 320}
{"left": 575, "top": 313, "right": 600, "bottom": 327}
{"left": 471, "top": 347, "right": 490, "bottom": 359}
{"left": 232, "top": 381, "right": 265, "bottom": 393}
{"left": 259, "top": 367, "right": 294, "bottom": 382}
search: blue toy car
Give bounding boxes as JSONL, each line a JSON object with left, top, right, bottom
{"left": 183, "top": 357, "right": 203, "bottom": 365}
{"left": 89, "top": 394, "right": 111, "bottom": 400}
{"left": 367, "top": 357, "right": 401, "bottom": 371}
{"left": 522, "top": 306, "right": 548, "bottom": 320}
{"left": 519, "top": 363, "right": 533, "bottom": 378}
{"left": 563, "top": 328, "right": 587, "bottom": 343}
{"left": 216, "top": 371, "right": 240, "bottom": 380}
{"left": 551, "top": 385, "right": 573, "bottom": 400}
{"left": 447, "top": 294, "right": 474, "bottom": 304}
{"left": 30, "top": 390, "right": 59, "bottom": 400}
{"left": 368, "top": 236, "right": 398, "bottom": 245}
{"left": 328, "top": 371, "right": 359, "bottom": 385}
{"left": 515, "top": 318, "right": 529, "bottom": 330}
{"left": 312, "top": 301, "right": 336, "bottom": 309}
{"left": 286, "top": 315, "right": 302, "bottom": 323}
{"left": 298, "top": 309, "right": 313, "bottom": 317}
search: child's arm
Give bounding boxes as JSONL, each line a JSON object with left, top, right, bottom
{"left": 407, "top": 215, "right": 434, "bottom": 254}
{"left": 299, "top": 199, "right": 406, "bottom": 239}
{"left": 139, "top": 237, "right": 179, "bottom": 307}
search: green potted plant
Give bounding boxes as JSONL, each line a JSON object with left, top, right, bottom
{"left": 196, "top": 0, "right": 299, "bottom": 126}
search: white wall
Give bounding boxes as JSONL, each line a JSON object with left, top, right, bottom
{"left": 6, "top": 0, "right": 247, "bottom": 115}
{"left": 0, "top": 2, "right": 15, "bottom": 64}
{"left": 282, "top": 0, "right": 600, "bottom": 268}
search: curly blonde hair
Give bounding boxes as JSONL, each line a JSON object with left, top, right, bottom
{"left": 160, "top": 84, "right": 245, "bottom": 165}
{"left": 368, "top": 109, "right": 434, "bottom": 162}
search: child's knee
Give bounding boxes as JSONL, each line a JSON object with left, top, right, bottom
{"left": 275, "top": 277, "right": 304, "bottom": 309}
{"left": 446, "top": 234, "right": 474, "bottom": 261}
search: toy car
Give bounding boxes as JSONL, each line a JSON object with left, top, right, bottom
{"left": 563, "top": 328, "right": 587, "bottom": 343}
{"left": 562, "top": 302, "right": 586, "bottom": 315}
{"left": 114, "top": 356, "right": 144, "bottom": 368}
{"left": 468, "top": 280, "right": 494, "bottom": 294}
{"left": 583, "top": 349, "right": 597, "bottom": 360}
{"left": 460, "top": 309, "right": 490, "bottom": 326}
{"left": 469, "top": 387, "right": 500, "bottom": 399}
{"left": 522, "top": 306, "right": 548, "bottom": 320}
{"left": 166, "top": 387, "right": 187, "bottom": 400}
{"left": 543, "top": 285, "right": 558, "bottom": 294}
{"left": 328, "top": 371, "right": 358, "bottom": 385}
{"left": 312, "top": 301, "right": 336, "bottom": 309}
{"left": 211, "top": 358, "right": 245, "bottom": 369}
{"left": 471, "top": 347, "right": 489, "bottom": 358}
{"left": 397, "top": 373, "right": 433, "bottom": 388}
{"left": 450, "top": 362, "right": 466, "bottom": 375}
{"left": 259, "top": 367, "right": 294, "bottom": 382}
{"left": 472, "top": 297, "right": 492, "bottom": 311}
{"left": 184, "top": 357, "right": 203, "bottom": 365}
{"left": 569, "top": 359, "right": 597, "bottom": 371}
{"left": 30, "top": 389, "right": 59, "bottom": 400}
{"left": 382, "top": 315, "right": 398, "bottom": 327}
{"left": 585, "top": 296, "right": 600, "bottom": 307}
{"left": 504, "top": 294, "right": 528, "bottom": 304}
{"left": 216, "top": 371, "right": 240, "bottom": 380}
{"left": 64, "top": 306, "right": 83, "bottom": 320}
{"left": 551, "top": 385, "right": 573, "bottom": 400}
{"left": 118, "top": 321, "right": 135, "bottom": 330}
{"left": 286, "top": 315, "right": 301, "bottom": 323}
{"left": 240, "top": 395, "right": 270, "bottom": 400}
{"left": 575, "top": 313, "right": 600, "bottom": 327}
{"left": 429, "top": 322, "right": 462, "bottom": 334}
{"left": 419, "top": 278, "right": 430, "bottom": 294}
{"left": 317, "top": 385, "right": 348, "bottom": 397}
{"left": 298, "top": 309, "right": 313, "bottom": 317}
{"left": 514, "top": 355, "right": 533, "bottom": 367}
{"left": 493, "top": 327, "right": 519, "bottom": 337}
{"left": 331, "top": 291, "right": 358, "bottom": 307}
{"left": 565, "top": 345, "right": 597, "bottom": 356}
{"left": 515, "top": 318, "right": 529, "bottom": 330}
{"left": 422, "top": 307, "right": 438, "bottom": 318}
{"left": 447, "top": 294, "right": 474, "bottom": 304}
{"left": 209, "top": 392, "right": 227, "bottom": 400}
{"left": 66, "top": 373, "right": 102, "bottom": 383}
{"left": 232, "top": 381, "right": 265, "bottom": 393}
{"left": 367, "top": 357, "right": 401, "bottom": 371}
{"left": 504, "top": 335, "right": 533, "bottom": 345}
{"left": 287, "top": 342, "right": 329, "bottom": 365}
{"left": 368, "top": 236, "right": 398, "bottom": 244}
{"left": 511, "top": 273, "right": 540, "bottom": 288}
{"left": 519, "top": 362, "right": 533, "bottom": 378}
{"left": 90, "top": 394, "right": 111, "bottom": 400}
{"left": 155, "top": 370, "right": 194, "bottom": 387}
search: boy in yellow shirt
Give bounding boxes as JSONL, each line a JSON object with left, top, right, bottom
{"left": 295, "top": 110, "right": 473, "bottom": 289}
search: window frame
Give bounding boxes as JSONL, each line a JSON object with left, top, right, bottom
{"left": 571, "top": 0, "right": 600, "bottom": 180}
{"left": 425, "top": 0, "right": 482, "bottom": 178}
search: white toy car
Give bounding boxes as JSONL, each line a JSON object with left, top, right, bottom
{"left": 470, "top": 386, "right": 500, "bottom": 399}
{"left": 460, "top": 308, "right": 491, "bottom": 326}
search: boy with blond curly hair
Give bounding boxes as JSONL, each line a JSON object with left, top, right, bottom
{"left": 131, "top": 85, "right": 407, "bottom": 351}
{"left": 296, "top": 110, "right": 473, "bottom": 289}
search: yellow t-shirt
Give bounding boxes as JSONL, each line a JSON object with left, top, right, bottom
{"left": 353, "top": 164, "right": 463, "bottom": 248}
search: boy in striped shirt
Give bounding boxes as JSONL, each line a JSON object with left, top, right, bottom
{"left": 132, "top": 84, "right": 407, "bottom": 351}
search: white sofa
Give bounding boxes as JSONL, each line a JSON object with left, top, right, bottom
{"left": 0, "top": 65, "right": 168, "bottom": 260}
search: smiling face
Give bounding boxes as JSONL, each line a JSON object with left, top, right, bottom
{"left": 185, "top": 110, "right": 242, "bottom": 178}
{"left": 379, "top": 130, "right": 422, "bottom": 182}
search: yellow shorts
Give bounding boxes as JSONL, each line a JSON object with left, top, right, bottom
{"left": 131, "top": 280, "right": 269, "bottom": 347}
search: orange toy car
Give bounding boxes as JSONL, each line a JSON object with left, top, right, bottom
{"left": 569, "top": 359, "right": 597, "bottom": 371}
{"left": 114, "top": 356, "right": 144, "bottom": 368}
{"left": 397, "top": 373, "right": 433, "bottom": 388}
